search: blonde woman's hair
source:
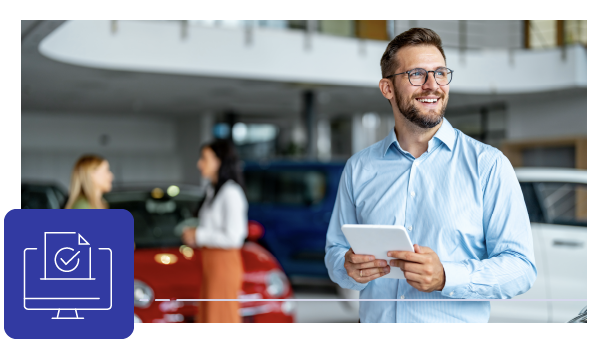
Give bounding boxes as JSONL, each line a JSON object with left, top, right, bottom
{"left": 64, "top": 155, "right": 109, "bottom": 209}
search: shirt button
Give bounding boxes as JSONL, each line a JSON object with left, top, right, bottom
{"left": 400, "top": 295, "right": 405, "bottom": 299}
{"left": 407, "top": 226, "right": 412, "bottom": 231}
{"left": 410, "top": 191, "right": 415, "bottom": 198}
{"left": 413, "top": 161, "right": 419, "bottom": 167}
{"left": 449, "top": 291, "right": 454, "bottom": 296}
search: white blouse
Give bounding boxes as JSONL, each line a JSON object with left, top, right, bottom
{"left": 195, "top": 179, "right": 249, "bottom": 249}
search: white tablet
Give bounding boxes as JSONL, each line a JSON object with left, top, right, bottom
{"left": 341, "top": 224, "right": 415, "bottom": 279}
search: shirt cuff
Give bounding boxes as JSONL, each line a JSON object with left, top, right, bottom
{"left": 195, "top": 227, "right": 209, "bottom": 247}
{"left": 335, "top": 267, "right": 368, "bottom": 291}
{"left": 441, "top": 261, "right": 470, "bottom": 298}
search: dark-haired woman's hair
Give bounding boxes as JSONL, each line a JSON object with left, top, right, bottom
{"left": 203, "top": 139, "right": 245, "bottom": 202}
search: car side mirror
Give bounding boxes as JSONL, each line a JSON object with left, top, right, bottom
{"left": 247, "top": 220, "right": 265, "bottom": 242}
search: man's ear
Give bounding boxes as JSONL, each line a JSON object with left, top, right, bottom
{"left": 379, "top": 78, "right": 394, "bottom": 101}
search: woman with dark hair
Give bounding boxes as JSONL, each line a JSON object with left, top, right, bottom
{"left": 181, "top": 139, "right": 248, "bottom": 323}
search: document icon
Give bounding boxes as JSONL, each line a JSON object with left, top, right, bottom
{"left": 44, "top": 232, "right": 93, "bottom": 280}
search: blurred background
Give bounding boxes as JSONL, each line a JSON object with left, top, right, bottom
{"left": 21, "top": 20, "right": 587, "bottom": 323}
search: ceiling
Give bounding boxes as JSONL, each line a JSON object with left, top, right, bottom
{"left": 22, "top": 21, "right": 585, "bottom": 125}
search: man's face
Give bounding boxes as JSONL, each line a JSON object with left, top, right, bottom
{"left": 391, "top": 45, "right": 449, "bottom": 129}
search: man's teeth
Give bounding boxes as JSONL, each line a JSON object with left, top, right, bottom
{"left": 417, "top": 98, "right": 438, "bottom": 103}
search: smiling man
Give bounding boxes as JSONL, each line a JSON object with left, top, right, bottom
{"left": 324, "top": 28, "right": 537, "bottom": 323}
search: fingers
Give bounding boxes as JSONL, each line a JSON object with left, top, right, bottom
{"left": 346, "top": 252, "right": 376, "bottom": 264}
{"left": 387, "top": 250, "right": 427, "bottom": 263}
{"left": 359, "top": 266, "right": 391, "bottom": 278}
{"left": 352, "top": 259, "right": 388, "bottom": 270}
{"left": 344, "top": 249, "right": 390, "bottom": 283}
{"left": 359, "top": 271, "right": 388, "bottom": 283}
{"left": 349, "top": 267, "right": 390, "bottom": 283}
{"left": 415, "top": 244, "right": 434, "bottom": 254}
{"left": 403, "top": 271, "right": 429, "bottom": 283}
{"left": 390, "top": 259, "right": 426, "bottom": 274}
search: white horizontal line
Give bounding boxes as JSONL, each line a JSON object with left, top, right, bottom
{"left": 40, "top": 278, "right": 96, "bottom": 280}
{"left": 26, "top": 297, "right": 100, "bottom": 300}
{"left": 155, "top": 299, "right": 587, "bottom": 302}
{"left": 44, "top": 232, "right": 76, "bottom": 234}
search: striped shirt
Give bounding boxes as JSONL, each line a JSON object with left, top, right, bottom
{"left": 324, "top": 118, "right": 536, "bottom": 323}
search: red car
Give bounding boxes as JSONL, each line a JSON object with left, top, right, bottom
{"left": 104, "top": 184, "right": 295, "bottom": 323}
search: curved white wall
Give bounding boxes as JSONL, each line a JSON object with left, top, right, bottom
{"left": 39, "top": 20, "right": 586, "bottom": 94}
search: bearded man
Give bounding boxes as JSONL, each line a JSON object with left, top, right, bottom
{"left": 324, "top": 28, "right": 536, "bottom": 323}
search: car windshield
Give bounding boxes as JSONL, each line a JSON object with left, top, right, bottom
{"left": 105, "top": 190, "right": 203, "bottom": 248}
{"left": 244, "top": 169, "right": 327, "bottom": 206}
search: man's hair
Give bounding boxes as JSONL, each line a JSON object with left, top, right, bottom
{"left": 380, "top": 28, "right": 446, "bottom": 78}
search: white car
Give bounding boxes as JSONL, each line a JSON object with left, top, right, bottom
{"left": 490, "top": 168, "right": 587, "bottom": 323}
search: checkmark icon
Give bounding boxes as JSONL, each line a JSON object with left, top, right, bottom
{"left": 60, "top": 250, "right": 81, "bottom": 265}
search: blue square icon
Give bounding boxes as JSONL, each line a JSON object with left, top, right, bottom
{"left": 4, "top": 209, "right": 134, "bottom": 339}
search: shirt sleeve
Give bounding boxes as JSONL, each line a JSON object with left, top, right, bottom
{"left": 324, "top": 161, "right": 369, "bottom": 291}
{"left": 195, "top": 184, "right": 248, "bottom": 249}
{"left": 441, "top": 153, "right": 537, "bottom": 299}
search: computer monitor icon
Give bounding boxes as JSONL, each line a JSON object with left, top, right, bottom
{"left": 24, "top": 232, "right": 112, "bottom": 319}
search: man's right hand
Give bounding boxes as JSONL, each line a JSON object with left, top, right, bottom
{"left": 344, "top": 248, "right": 390, "bottom": 283}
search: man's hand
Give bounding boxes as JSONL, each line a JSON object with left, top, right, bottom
{"left": 181, "top": 227, "right": 197, "bottom": 248}
{"left": 344, "top": 248, "right": 391, "bottom": 283}
{"left": 388, "top": 244, "right": 446, "bottom": 292}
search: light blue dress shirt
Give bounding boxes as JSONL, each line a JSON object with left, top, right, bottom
{"left": 325, "top": 118, "right": 536, "bottom": 323}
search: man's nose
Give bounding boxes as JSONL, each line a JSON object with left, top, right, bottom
{"left": 421, "top": 72, "right": 439, "bottom": 91}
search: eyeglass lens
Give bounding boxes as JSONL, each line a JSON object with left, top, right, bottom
{"left": 409, "top": 68, "right": 452, "bottom": 86}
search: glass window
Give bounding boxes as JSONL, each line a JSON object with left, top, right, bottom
{"left": 319, "top": 20, "right": 355, "bottom": 37}
{"left": 528, "top": 20, "right": 558, "bottom": 49}
{"left": 520, "top": 182, "right": 544, "bottom": 223}
{"left": 534, "top": 182, "right": 587, "bottom": 226}
{"left": 244, "top": 170, "right": 327, "bottom": 206}
{"left": 565, "top": 20, "right": 587, "bottom": 46}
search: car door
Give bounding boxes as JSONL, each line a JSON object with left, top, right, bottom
{"left": 266, "top": 167, "right": 330, "bottom": 278}
{"left": 244, "top": 166, "right": 331, "bottom": 278}
{"left": 533, "top": 182, "right": 587, "bottom": 322}
{"left": 489, "top": 182, "right": 550, "bottom": 322}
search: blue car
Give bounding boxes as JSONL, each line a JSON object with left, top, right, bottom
{"left": 243, "top": 161, "right": 345, "bottom": 281}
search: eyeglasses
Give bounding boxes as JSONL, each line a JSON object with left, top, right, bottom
{"left": 386, "top": 67, "right": 454, "bottom": 86}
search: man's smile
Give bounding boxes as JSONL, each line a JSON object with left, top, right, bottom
{"left": 415, "top": 96, "right": 441, "bottom": 107}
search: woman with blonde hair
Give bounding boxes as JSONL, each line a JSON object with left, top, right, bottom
{"left": 64, "top": 155, "right": 114, "bottom": 209}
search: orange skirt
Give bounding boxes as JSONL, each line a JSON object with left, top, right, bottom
{"left": 196, "top": 247, "right": 243, "bottom": 323}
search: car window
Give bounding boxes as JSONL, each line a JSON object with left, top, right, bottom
{"left": 22, "top": 185, "right": 64, "bottom": 209}
{"left": 520, "top": 182, "right": 544, "bottom": 223}
{"left": 244, "top": 170, "right": 327, "bottom": 206}
{"left": 535, "top": 182, "right": 587, "bottom": 227}
{"left": 22, "top": 187, "right": 53, "bottom": 209}
{"left": 105, "top": 192, "right": 202, "bottom": 248}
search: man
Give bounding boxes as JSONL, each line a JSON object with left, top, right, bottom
{"left": 324, "top": 28, "right": 536, "bottom": 323}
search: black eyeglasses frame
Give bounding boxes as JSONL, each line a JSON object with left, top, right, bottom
{"left": 385, "top": 67, "right": 454, "bottom": 86}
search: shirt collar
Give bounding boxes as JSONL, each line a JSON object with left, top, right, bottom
{"left": 382, "top": 118, "right": 456, "bottom": 157}
{"left": 432, "top": 118, "right": 456, "bottom": 151}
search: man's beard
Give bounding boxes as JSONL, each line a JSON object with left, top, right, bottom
{"left": 394, "top": 86, "right": 447, "bottom": 129}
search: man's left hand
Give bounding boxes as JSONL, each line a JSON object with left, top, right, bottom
{"left": 388, "top": 244, "right": 446, "bottom": 293}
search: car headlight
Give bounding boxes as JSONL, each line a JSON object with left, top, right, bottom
{"left": 266, "top": 270, "right": 288, "bottom": 297}
{"left": 134, "top": 280, "right": 154, "bottom": 308}
{"left": 134, "top": 314, "right": 142, "bottom": 323}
